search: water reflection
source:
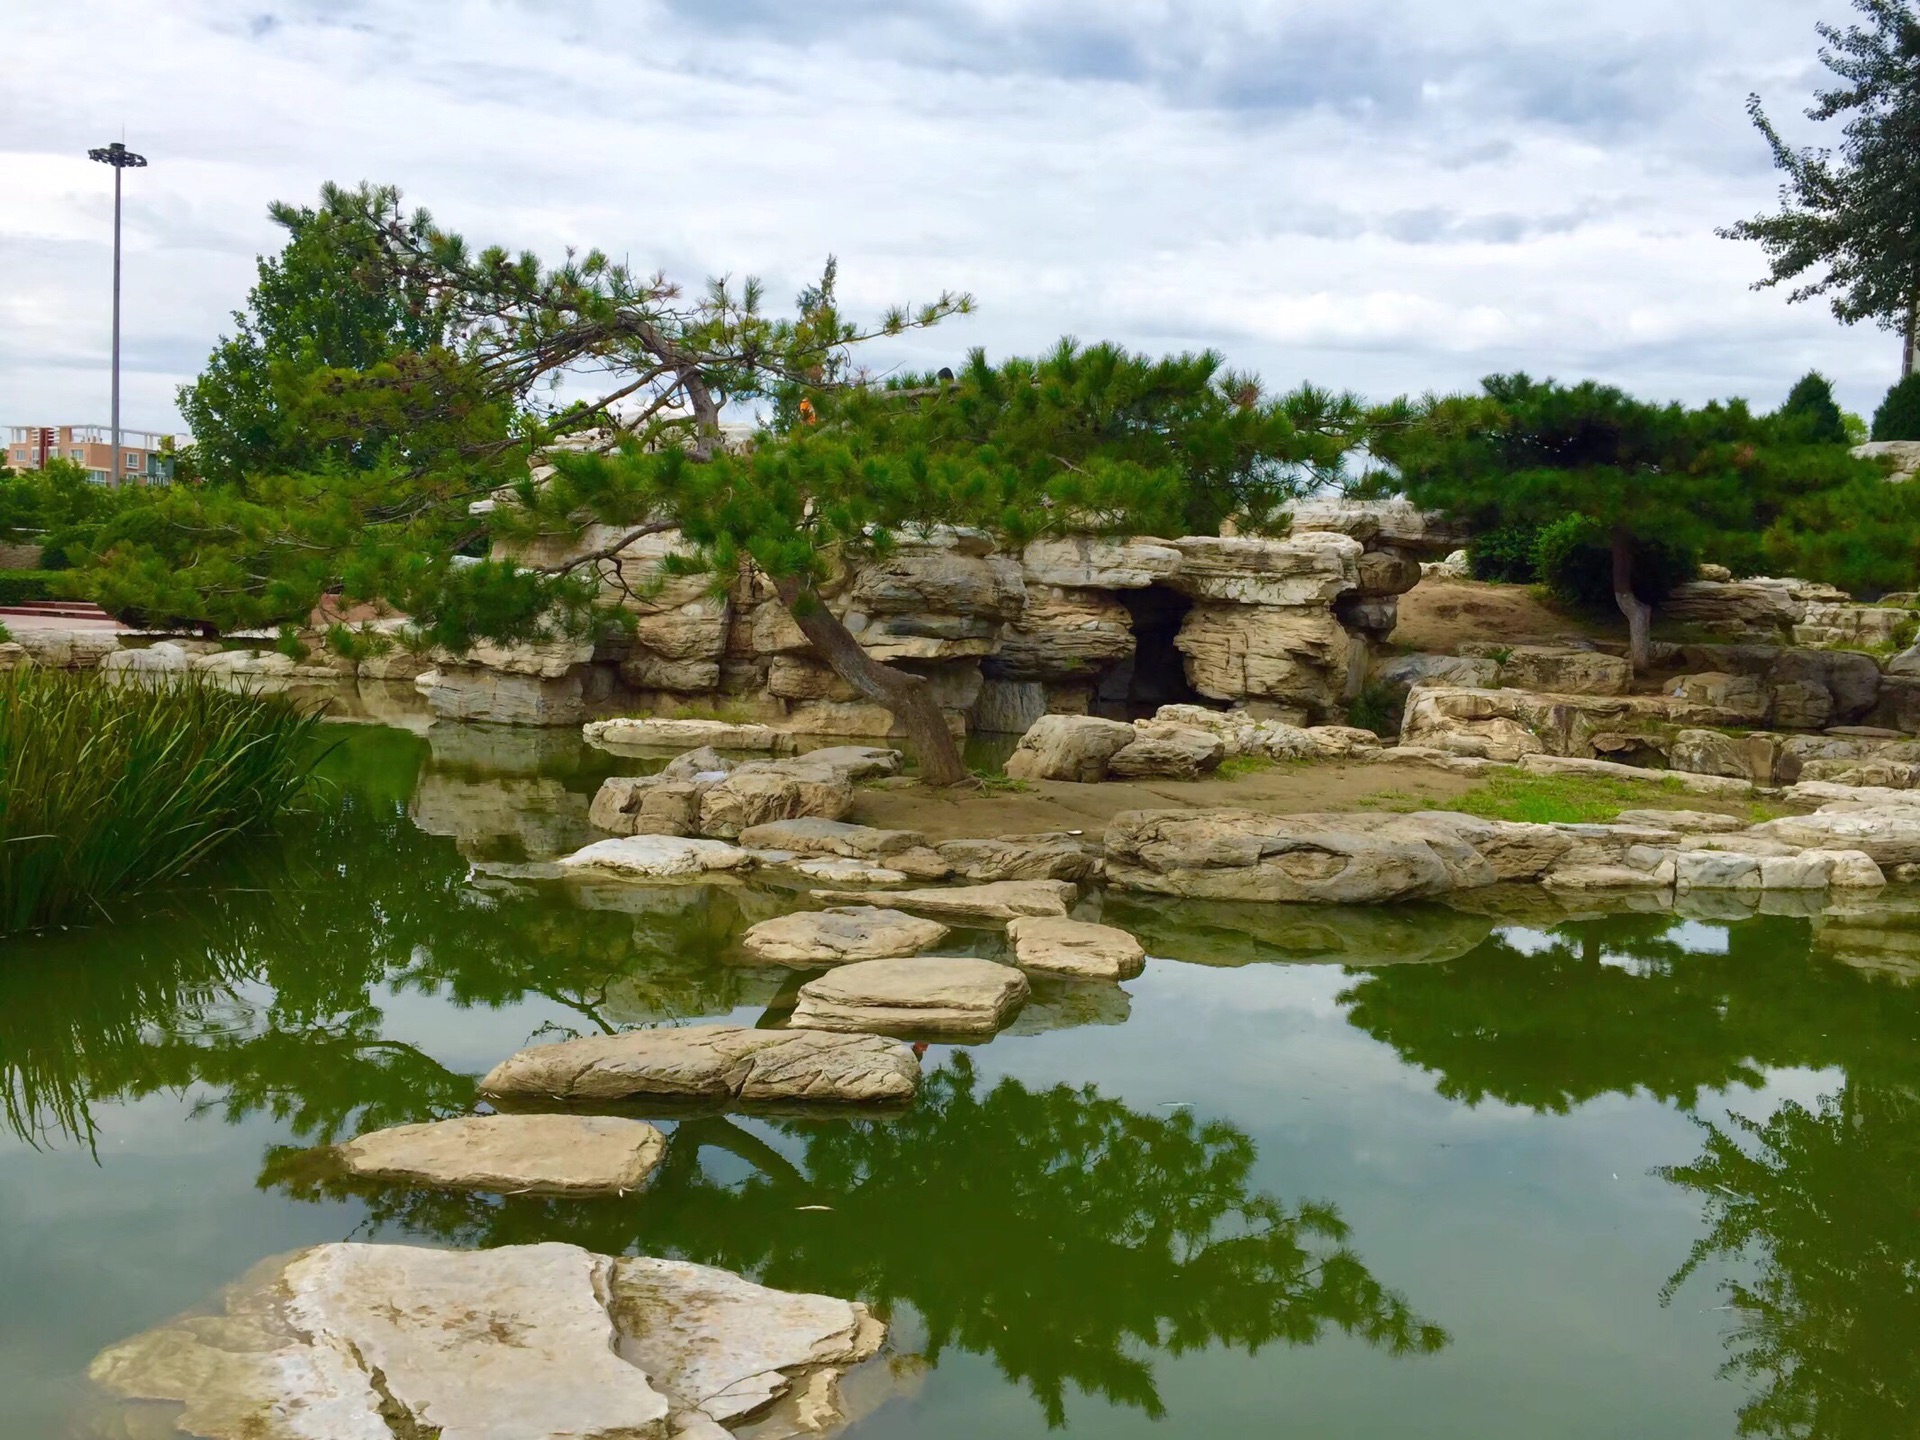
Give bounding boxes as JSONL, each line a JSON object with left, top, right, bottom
{"left": 1660, "top": 1084, "right": 1920, "bottom": 1440}
{"left": 1338, "top": 912, "right": 1920, "bottom": 1112}
{"left": 14, "top": 725, "right": 1920, "bottom": 1438}
{"left": 272, "top": 1053, "right": 1448, "bottom": 1427}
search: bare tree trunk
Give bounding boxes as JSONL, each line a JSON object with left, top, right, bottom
{"left": 772, "top": 577, "right": 969, "bottom": 787}
{"left": 1905, "top": 290, "right": 1917, "bottom": 381}
{"left": 1611, "top": 525, "right": 1652, "bottom": 675}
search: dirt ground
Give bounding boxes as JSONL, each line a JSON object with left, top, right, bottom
{"left": 1390, "top": 579, "right": 1615, "bottom": 654}
{"left": 850, "top": 761, "right": 1480, "bottom": 842}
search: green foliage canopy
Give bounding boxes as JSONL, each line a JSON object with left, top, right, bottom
{"left": 1723, "top": 0, "right": 1920, "bottom": 374}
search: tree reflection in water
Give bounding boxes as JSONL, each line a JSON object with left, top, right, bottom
{"left": 2, "top": 728, "right": 1445, "bottom": 1428}
{"left": 1341, "top": 909, "right": 1920, "bottom": 1440}
{"left": 274, "top": 1053, "right": 1446, "bottom": 1427}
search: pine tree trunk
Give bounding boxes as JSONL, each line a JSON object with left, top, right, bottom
{"left": 772, "top": 576, "right": 969, "bottom": 787}
{"left": 1611, "top": 526, "right": 1652, "bottom": 675}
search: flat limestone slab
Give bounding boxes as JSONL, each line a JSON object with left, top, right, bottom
{"left": 335, "top": 1113, "right": 667, "bottom": 1195}
{"left": 1005, "top": 916, "right": 1146, "bottom": 980}
{"left": 90, "top": 1242, "right": 669, "bottom": 1440}
{"left": 790, "top": 957, "right": 1030, "bottom": 1038}
{"left": 89, "top": 1242, "right": 887, "bottom": 1440}
{"left": 481, "top": 1024, "right": 921, "bottom": 1105}
{"left": 742, "top": 907, "right": 951, "bottom": 966}
{"left": 559, "top": 835, "right": 754, "bottom": 879}
{"left": 785, "top": 855, "right": 910, "bottom": 885}
{"left": 585, "top": 717, "right": 794, "bottom": 752}
{"left": 808, "top": 878, "right": 1077, "bottom": 922}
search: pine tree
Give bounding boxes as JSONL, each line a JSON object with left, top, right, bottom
{"left": 1722, "top": 0, "right": 1920, "bottom": 379}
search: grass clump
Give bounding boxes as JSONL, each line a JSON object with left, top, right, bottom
{"left": 0, "top": 669, "right": 322, "bottom": 933}
{"left": 1215, "top": 754, "right": 1277, "bottom": 780}
{"left": 1451, "top": 771, "right": 1693, "bottom": 825}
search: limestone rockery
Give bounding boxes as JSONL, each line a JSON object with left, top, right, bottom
{"left": 411, "top": 500, "right": 1465, "bottom": 730}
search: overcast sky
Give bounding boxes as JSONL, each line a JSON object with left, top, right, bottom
{"left": 0, "top": 0, "right": 1903, "bottom": 436}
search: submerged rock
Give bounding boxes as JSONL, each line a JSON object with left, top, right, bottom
{"left": 481, "top": 1024, "right": 921, "bottom": 1105}
{"left": 807, "top": 879, "right": 1078, "bottom": 922}
{"left": 741, "top": 907, "right": 952, "bottom": 966}
{"left": 790, "top": 956, "right": 1031, "bottom": 1038}
{"left": 1005, "top": 916, "right": 1146, "bottom": 980}
{"left": 88, "top": 1242, "right": 886, "bottom": 1440}
{"left": 334, "top": 1113, "right": 666, "bottom": 1196}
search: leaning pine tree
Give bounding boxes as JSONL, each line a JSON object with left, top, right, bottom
{"left": 92, "top": 184, "right": 1360, "bottom": 785}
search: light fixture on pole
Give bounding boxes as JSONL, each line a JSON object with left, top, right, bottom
{"left": 87, "top": 140, "right": 147, "bottom": 486}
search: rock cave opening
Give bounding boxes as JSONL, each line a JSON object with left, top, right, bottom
{"left": 1093, "top": 584, "right": 1211, "bottom": 720}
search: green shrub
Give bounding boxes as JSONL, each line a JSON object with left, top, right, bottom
{"left": 1871, "top": 373, "right": 1920, "bottom": 442}
{"left": 0, "top": 570, "right": 56, "bottom": 606}
{"left": 1777, "top": 371, "right": 1849, "bottom": 445}
{"left": 1467, "top": 524, "right": 1542, "bottom": 584}
{"left": 1347, "top": 682, "right": 1403, "bottom": 738}
{"left": 0, "top": 671, "right": 322, "bottom": 933}
{"left": 1533, "top": 516, "right": 1695, "bottom": 609}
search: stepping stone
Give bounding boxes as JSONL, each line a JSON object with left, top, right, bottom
{"left": 808, "top": 878, "right": 1077, "bottom": 923}
{"left": 785, "top": 855, "right": 909, "bottom": 885}
{"left": 742, "top": 907, "right": 951, "bottom": 966}
{"left": 790, "top": 957, "right": 1030, "bottom": 1038}
{"left": 557, "top": 835, "right": 754, "bottom": 879}
{"left": 482, "top": 1024, "right": 920, "bottom": 1105}
{"left": 89, "top": 1242, "right": 887, "bottom": 1440}
{"left": 1005, "top": 916, "right": 1146, "bottom": 980}
{"left": 334, "top": 1113, "right": 667, "bottom": 1196}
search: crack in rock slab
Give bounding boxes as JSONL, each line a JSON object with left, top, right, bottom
{"left": 87, "top": 1243, "right": 888, "bottom": 1440}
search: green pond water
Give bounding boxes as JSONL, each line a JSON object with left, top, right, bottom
{"left": 4, "top": 723, "right": 1918, "bottom": 1438}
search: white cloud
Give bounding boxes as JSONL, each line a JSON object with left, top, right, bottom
{"left": 0, "top": 0, "right": 1901, "bottom": 436}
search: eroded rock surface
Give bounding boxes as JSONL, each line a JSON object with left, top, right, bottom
{"left": 88, "top": 1242, "right": 886, "bottom": 1440}
{"left": 482, "top": 1025, "right": 921, "bottom": 1105}
{"left": 790, "top": 957, "right": 1030, "bottom": 1037}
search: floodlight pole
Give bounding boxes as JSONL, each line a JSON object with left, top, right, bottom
{"left": 87, "top": 141, "right": 147, "bottom": 486}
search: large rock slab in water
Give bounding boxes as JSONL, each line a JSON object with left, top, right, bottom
{"left": 88, "top": 1242, "right": 885, "bottom": 1440}
{"left": 1748, "top": 804, "right": 1920, "bottom": 866}
{"left": 741, "top": 907, "right": 951, "bottom": 966}
{"left": 791, "top": 957, "right": 1030, "bottom": 1037}
{"left": 585, "top": 716, "right": 795, "bottom": 752}
{"left": 1005, "top": 916, "right": 1146, "bottom": 979}
{"left": 482, "top": 1024, "right": 921, "bottom": 1105}
{"left": 335, "top": 1114, "right": 666, "bottom": 1196}
{"left": 559, "top": 835, "right": 755, "bottom": 879}
{"left": 1102, "top": 809, "right": 1482, "bottom": 904}
{"left": 807, "top": 878, "right": 1078, "bottom": 922}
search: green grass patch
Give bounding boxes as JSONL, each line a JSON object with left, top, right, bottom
{"left": 968, "top": 767, "right": 1033, "bottom": 795}
{"left": 1450, "top": 771, "right": 1696, "bottom": 825}
{"left": 0, "top": 669, "right": 323, "bottom": 933}
{"left": 1215, "top": 754, "right": 1278, "bottom": 780}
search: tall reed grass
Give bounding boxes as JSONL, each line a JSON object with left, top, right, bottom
{"left": 0, "top": 668, "right": 322, "bottom": 933}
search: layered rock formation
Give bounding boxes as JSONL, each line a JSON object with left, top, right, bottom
{"left": 408, "top": 503, "right": 1460, "bottom": 729}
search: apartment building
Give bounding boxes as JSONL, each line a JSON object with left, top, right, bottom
{"left": 6, "top": 424, "right": 178, "bottom": 484}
